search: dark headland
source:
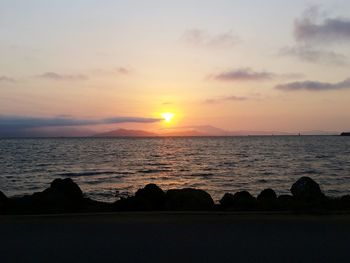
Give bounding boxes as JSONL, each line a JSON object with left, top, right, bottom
{"left": 340, "top": 132, "right": 350, "bottom": 136}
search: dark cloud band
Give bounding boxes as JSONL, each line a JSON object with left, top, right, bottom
{"left": 276, "top": 78, "right": 350, "bottom": 91}
{"left": 0, "top": 116, "right": 162, "bottom": 129}
{"left": 213, "top": 68, "right": 274, "bottom": 81}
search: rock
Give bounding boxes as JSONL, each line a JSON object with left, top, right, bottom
{"left": 219, "top": 191, "right": 256, "bottom": 210}
{"left": 114, "top": 184, "right": 166, "bottom": 211}
{"left": 339, "top": 195, "right": 350, "bottom": 209}
{"left": 0, "top": 191, "right": 8, "bottom": 213}
{"left": 219, "top": 193, "right": 235, "bottom": 208}
{"left": 134, "top": 184, "right": 166, "bottom": 210}
{"left": 277, "top": 195, "right": 294, "bottom": 210}
{"left": 39, "top": 178, "right": 84, "bottom": 201}
{"left": 290, "top": 177, "right": 325, "bottom": 201}
{"left": 166, "top": 188, "right": 214, "bottom": 211}
{"left": 257, "top": 189, "right": 277, "bottom": 201}
{"left": 6, "top": 178, "right": 85, "bottom": 214}
{"left": 0, "top": 191, "right": 7, "bottom": 203}
{"left": 257, "top": 189, "right": 278, "bottom": 210}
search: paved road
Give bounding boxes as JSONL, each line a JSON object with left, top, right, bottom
{"left": 0, "top": 212, "right": 349, "bottom": 263}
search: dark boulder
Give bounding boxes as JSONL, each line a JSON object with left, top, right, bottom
{"left": 6, "top": 178, "right": 86, "bottom": 214}
{"left": 257, "top": 189, "right": 278, "bottom": 210}
{"left": 277, "top": 194, "right": 295, "bottom": 210}
{"left": 0, "top": 191, "right": 7, "bottom": 203}
{"left": 219, "top": 193, "right": 235, "bottom": 208}
{"left": 220, "top": 191, "right": 256, "bottom": 210}
{"left": 290, "top": 177, "right": 325, "bottom": 201}
{"left": 135, "top": 184, "right": 166, "bottom": 210}
{"left": 339, "top": 195, "right": 350, "bottom": 209}
{"left": 166, "top": 188, "right": 214, "bottom": 211}
{"left": 37, "top": 178, "right": 84, "bottom": 201}
{"left": 257, "top": 188, "right": 277, "bottom": 201}
{"left": 0, "top": 191, "right": 8, "bottom": 213}
{"left": 114, "top": 184, "right": 166, "bottom": 211}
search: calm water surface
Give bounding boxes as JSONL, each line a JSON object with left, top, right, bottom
{"left": 0, "top": 136, "right": 350, "bottom": 202}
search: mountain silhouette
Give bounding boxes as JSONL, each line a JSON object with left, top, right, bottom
{"left": 93, "top": 129, "right": 158, "bottom": 137}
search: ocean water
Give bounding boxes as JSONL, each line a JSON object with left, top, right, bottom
{"left": 0, "top": 136, "right": 350, "bottom": 202}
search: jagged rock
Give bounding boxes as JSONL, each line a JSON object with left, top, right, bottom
{"left": 220, "top": 191, "right": 256, "bottom": 210}
{"left": 166, "top": 188, "right": 214, "bottom": 211}
{"left": 9, "top": 178, "right": 85, "bottom": 214}
{"left": 290, "top": 177, "right": 325, "bottom": 201}
{"left": 41, "top": 178, "right": 84, "bottom": 201}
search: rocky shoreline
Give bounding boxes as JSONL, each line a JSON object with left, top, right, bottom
{"left": 1, "top": 176, "right": 350, "bottom": 214}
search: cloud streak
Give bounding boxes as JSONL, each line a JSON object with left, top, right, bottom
{"left": 38, "top": 72, "right": 88, "bottom": 81}
{"left": 279, "top": 46, "right": 347, "bottom": 65}
{"left": 294, "top": 6, "right": 350, "bottom": 43}
{"left": 0, "top": 115, "right": 162, "bottom": 130}
{"left": 276, "top": 78, "right": 350, "bottom": 91}
{"left": 0, "top": 76, "right": 15, "bottom": 83}
{"left": 183, "top": 29, "right": 239, "bottom": 48}
{"left": 281, "top": 7, "right": 350, "bottom": 66}
{"left": 205, "top": 95, "right": 248, "bottom": 104}
{"left": 213, "top": 68, "right": 274, "bottom": 82}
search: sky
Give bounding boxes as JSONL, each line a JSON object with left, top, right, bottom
{"left": 1, "top": 0, "right": 350, "bottom": 135}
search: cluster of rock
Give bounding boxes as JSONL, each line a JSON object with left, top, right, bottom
{"left": 1, "top": 176, "right": 350, "bottom": 214}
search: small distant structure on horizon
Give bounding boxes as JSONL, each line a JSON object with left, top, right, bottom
{"left": 340, "top": 132, "right": 350, "bottom": 136}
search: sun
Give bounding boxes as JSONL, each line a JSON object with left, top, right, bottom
{"left": 161, "top": 112, "right": 175, "bottom": 123}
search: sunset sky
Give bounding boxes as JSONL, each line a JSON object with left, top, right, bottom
{"left": 1, "top": 0, "right": 350, "bottom": 135}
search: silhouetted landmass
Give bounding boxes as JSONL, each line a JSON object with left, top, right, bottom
{"left": 0, "top": 125, "right": 339, "bottom": 137}
{"left": 340, "top": 132, "right": 350, "bottom": 136}
{"left": 93, "top": 128, "right": 158, "bottom": 137}
{"left": 160, "top": 130, "right": 206, "bottom": 137}
{"left": 1, "top": 176, "right": 350, "bottom": 214}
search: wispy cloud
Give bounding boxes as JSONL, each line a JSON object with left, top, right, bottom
{"left": 0, "top": 115, "right": 162, "bottom": 130}
{"left": 279, "top": 6, "right": 350, "bottom": 65}
{"left": 183, "top": 29, "right": 239, "bottom": 48}
{"left": 91, "top": 67, "right": 132, "bottom": 76}
{"left": 279, "top": 46, "right": 347, "bottom": 65}
{"left": 115, "top": 67, "right": 131, "bottom": 75}
{"left": 204, "top": 95, "right": 248, "bottom": 104}
{"left": 276, "top": 78, "right": 350, "bottom": 91}
{"left": 212, "top": 68, "right": 274, "bottom": 82}
{"left": 294, "top": 6, "right": 350, "bottom": 43}
{"left": 0, "top": 76, "right": 15, "bottom": 83}
{"left": 38, "top": 72, "right": 88, "bottom": 81}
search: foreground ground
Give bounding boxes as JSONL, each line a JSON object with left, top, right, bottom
{"left": 0, "top": 212, "right": 349, "bottom": 263}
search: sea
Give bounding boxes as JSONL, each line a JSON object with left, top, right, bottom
{"left": 0, "top": 136, "right": 350, "bottom": 202}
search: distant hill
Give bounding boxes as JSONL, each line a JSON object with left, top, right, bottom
{"left": 93, "top": 128, "right": 158, "bottom": 137}
{"left": 160, "top": 130, "right": 206, "bottom": 137}
{"left": 340, "top": 132, "right": 350, "bottom": 136}
{"left": 1, "top": 125, "right": 339, "bottom": 138}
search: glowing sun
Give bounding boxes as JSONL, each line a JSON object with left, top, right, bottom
{"left": 162, "top": 112, "right": 175, "bottom": 123}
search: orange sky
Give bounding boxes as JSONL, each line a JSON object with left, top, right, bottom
{"left": 1, "top": 1, "right": 350, "bottom": 134}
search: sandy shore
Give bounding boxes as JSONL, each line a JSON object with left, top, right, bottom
{"left": 0, "top": 212, "right": 350, "bottom": 263}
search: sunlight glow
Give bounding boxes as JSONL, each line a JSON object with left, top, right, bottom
{"left": 162, "top": 112, "right": 175, "bottom": 123}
